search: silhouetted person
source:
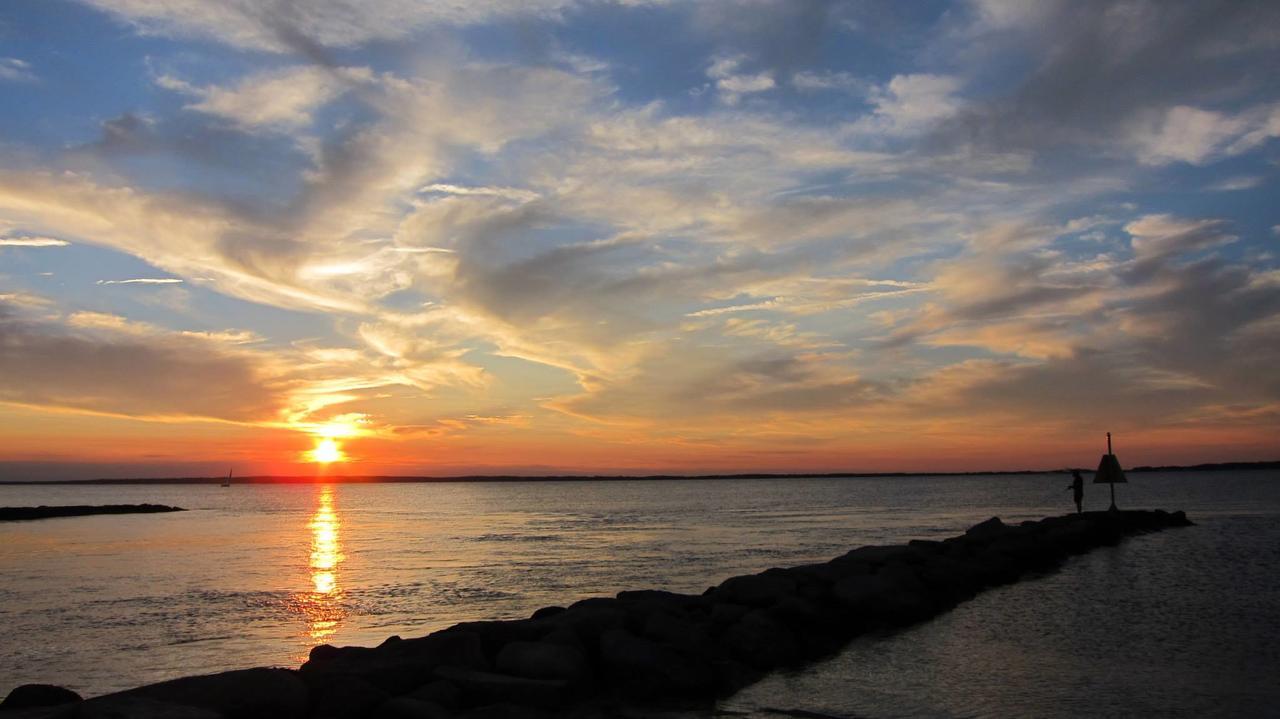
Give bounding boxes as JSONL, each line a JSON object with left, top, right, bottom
{"left": 1067, "top": 470, "right": 1084, "bottom": 513}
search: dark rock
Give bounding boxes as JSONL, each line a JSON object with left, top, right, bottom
{"left": 529, "top": 606, "right": 564, "bottom": 620}
{"left": 713, "top": 573, "right": 797, "bottom": 607}
{"left": 708, "top": 602, "right": 750, "bottom": 632}
{"left": 0, "top": 685, "right": 81, "bottom": 711}
{"left": 459, "top": 702, "right": 551, "bottom": 719}
{"left": 405, "top": 680, "right": 462, "bottom": 709}
{"left": 77, "top": 696, "right": 223, "bottom": 718}
{"left": 434, "top": 667, "right": 568, "bottom": 709}
{"left": 495, "top": 641, "right": 589, "bottom": 682}
{"left": 598, "top": 629, "right": 717, "bottom": 696}
{"left": 720, "top": 610, "right": 800, "bottom": 669}
{"left": 379, "top": 697, "right": 453, "bottom": 719}
{"left": 309, "top": 674, "right": 389, "bottom": 719}
{"left": 81, "top": 668, "right": 306, "bottom": 719}
{"left": 965, "top": 516, "right": 1006, "bottom": 539}
{"left": 302, "top": 631, "right": 487, "bottom": 694}
{"left": 641, "top": 610, "right": 712, "bottom": 654}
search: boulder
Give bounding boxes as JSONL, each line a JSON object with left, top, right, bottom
{"left": 77, "top": 696, "right": 223, "bottom": 718}
{"left": 597, "top": 629, "right": 717, "bottom": 696}
{"left": 713, "top": 573, "right": 797, "bottom": 607}
{"left": 640, "top": 610, "right": 712, "bottom": 654}
{"left": 302, "top": 631, "right": 487, "bottom": 694}
{"left": 720, "top": 611, "right": 800, "bottom": 669}
{"left": 434, "top": 667, "right": 568, "bottom": 710}
{"left": 459, "top": 702, "right": 551, "bottom": 719}
{"left": 965, "top": 516, "right": 1007, "bottom": 540}
{"left": 0, "top": 685, "right": 81, "bottom": 711}
{"left": 405, "top": 680, "right": 462, "bottom": 709}
{"left": 80, "top": 668, "right": 307, "bottom": 719}
{"left": 495, "top": 641, "right": 589, "bottom": 682}
{"left": 379, "top": 697, "right": 453, "bottom": 719}
{"left": 308, "top": 674, "right": 389, "bottom": 719}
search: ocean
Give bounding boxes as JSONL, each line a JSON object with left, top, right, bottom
{"left": 1, "top": 472, "right": 1277, "bottom": 717}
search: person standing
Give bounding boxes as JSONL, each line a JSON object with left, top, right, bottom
{"left": 1067, "top": 470, "right": 1084, "bottom": 513}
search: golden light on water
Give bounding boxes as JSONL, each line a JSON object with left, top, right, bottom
{"left": 292, "top": 485, "right": 346, "bottom": 651}
{"left": 310, "top": 486, "right": 341, "bottom": 594}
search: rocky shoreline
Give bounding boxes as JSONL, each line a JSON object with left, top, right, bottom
{"left": 1, "top": 509, "right": 1192, "bottom": 718}
{"left": 0, "top": 504, "right": 186, "bottom": 522}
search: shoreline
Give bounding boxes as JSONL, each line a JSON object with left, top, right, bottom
{"left": 1, "top": 509, "right": 1193, "bottom": 718}
{"left": 0, "top": 460, "right": 1275, "bottom": 485}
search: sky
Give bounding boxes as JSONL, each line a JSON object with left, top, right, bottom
{"left": 1, "top": 0, "right": 1278, "bottom": 479}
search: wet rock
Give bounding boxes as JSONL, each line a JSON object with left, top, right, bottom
{"left": 0, "top": 685, "right": 81, "bottom": 711}
{"left": 529, "top": 606, "right": 564, "bottom": 620}
{"left": 495, "top": 641, "right": 589, "bottom": 682}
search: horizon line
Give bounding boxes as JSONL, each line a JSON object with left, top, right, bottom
{"left": 2, "top": 460, "right": 1276, "bottom": 485}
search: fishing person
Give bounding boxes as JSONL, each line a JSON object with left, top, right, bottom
{"left": 1067, "top": 470, "right": 1084, "bottom": 513}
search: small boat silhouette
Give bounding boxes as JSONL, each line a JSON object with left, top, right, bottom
{"left": 221, "top": 469, "right": 232, "bottom": 488}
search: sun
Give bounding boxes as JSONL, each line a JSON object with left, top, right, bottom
{"left": 308, "top": 437, "right": 345, "bottom": 464}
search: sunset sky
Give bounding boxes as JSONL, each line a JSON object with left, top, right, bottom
{"left": 1, "top": 0, "right": 1278, "bottom": 479}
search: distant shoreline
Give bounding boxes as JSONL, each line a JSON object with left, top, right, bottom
{"left": 1, "top": 460, "right": 1275, "bottom": 485}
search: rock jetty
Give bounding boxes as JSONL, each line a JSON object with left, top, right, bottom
{"left": 0, "top": 504, "right": 186, "bottom": 522}
{"left": 1, "top": 509, "right": 1193, "bottom": 718}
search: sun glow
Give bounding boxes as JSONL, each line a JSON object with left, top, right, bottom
{"left": 308, "top": 437, "right": 345, "bottom": 464}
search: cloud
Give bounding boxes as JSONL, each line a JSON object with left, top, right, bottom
{"left": 1206, "top": 175, "right": 1265, "bottom": 192}
{"left": 936, "top": 0, "right": 1280, "bottom": 162}
{"left": 76, "top": 0, "right": 655, "bottom": 53}
{"left": 96, "top": 278, "right": 185, "bottom": 285}
{"left": 1129, "top": 106, "right": 1246, "bottom": 166}
{"left": 707, "top": 55, "right": 776, "bottom": 105}
{"left": 157, "top": 65, "right": 372, "bottom": 130}
{"left": 852, "top": 74, "right": 963, "bottom": 136}
{"left": 0, "top": 236, "right": 69, "bottom": 247}
{"left": 0, "top": 298, "right": 289, "bottom": 422}
{"left": 0, "top": 58, "right": 36, "bottom": 83}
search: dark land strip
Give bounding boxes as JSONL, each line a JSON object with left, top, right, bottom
{"left": 0, "top": 504, "right": 185, "bottom": 522}
{"left": 0, "top": 509, "right": 1193, "bottom": 718}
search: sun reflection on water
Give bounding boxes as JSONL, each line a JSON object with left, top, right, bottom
{"left": 293, "top": 485, "right": 346, "bottom": 652}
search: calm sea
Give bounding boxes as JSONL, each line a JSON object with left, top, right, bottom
{"left": 1, "top": 472, "right": 1278, "bottom": 717}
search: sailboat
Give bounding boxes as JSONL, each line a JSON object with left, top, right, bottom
{"left": 1093, "top": 432, "right": 1127, "bottom": 510}
{"left": 221, "top": 468, "right": 232, "bottom": 488}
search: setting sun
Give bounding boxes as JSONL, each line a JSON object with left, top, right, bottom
{"left": 308, "top": 438, "right": 345, "bottom": 464}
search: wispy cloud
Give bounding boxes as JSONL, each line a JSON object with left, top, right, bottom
{"left": 96, "top": 278, "right": 184, "bottom": 285}
{"left": 0, "top": 236, "right": 69, "bottom": 247}
{"left": 0, "top": 58, "right": 36, "bottom": 83}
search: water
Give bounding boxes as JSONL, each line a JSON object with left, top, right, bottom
{"left": 1, "top": 472, "right": 1277, "bottom": 717}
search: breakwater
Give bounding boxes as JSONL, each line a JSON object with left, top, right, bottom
{"left": 0, "top": 509, "right": 1192, "bottom": 718}
{"left": 0, "top": 504, "right": 185, "bottom": 522}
